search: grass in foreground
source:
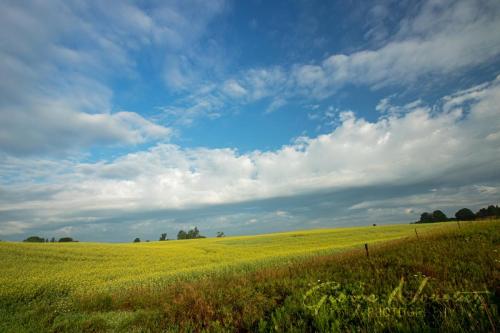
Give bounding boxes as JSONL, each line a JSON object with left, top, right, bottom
{"left": 0, "top": 221, "right": 498, "bottom": 332}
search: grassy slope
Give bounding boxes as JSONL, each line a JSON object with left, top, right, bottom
{"left": 0, "top": 221, "right": 498, "bottom": 332}
{"left": 0, "top": 223, "right": 447, "bottom": 298}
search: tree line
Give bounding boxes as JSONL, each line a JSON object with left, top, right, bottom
{"left": 132, "top": 228, "right": 225, "bottom": 243}
{"left": 415, "top": 204, "right": 500, "bottom": 224}
{"left": 19, "top": 227, "right": 226, "bottom": 243}
{"left": 23, "top": 236, "right": 76, "bottom": 243}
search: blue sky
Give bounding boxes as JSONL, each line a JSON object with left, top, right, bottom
{"left": 0, "top": 0, "right": 499, "bottom": 241}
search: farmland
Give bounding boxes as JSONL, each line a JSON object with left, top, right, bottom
{"left": 0, "top": 221, "right": 498, "bottom": 332}
{"left": 1, "top": 223, "right": 447, "bottom": 299}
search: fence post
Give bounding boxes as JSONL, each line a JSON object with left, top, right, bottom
{"left": 365, "top": 243, "right": 369, "bottom": 258}
{"left": 415, "top": 228, "right": 419, "bottom": 240}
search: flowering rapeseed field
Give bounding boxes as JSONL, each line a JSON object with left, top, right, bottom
{"left": 0, "top": 223, "right": 450, "bottom": 300}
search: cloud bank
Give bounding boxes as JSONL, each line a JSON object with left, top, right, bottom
{"left": 1, "top": 76, "right": 499, "bottom": 238}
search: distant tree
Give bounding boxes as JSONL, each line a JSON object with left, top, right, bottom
{"left": 58, "top": 237, "right": 74, "bottom": 242}
{"left": 419, "top": 212, "right": 433, "bottom": 223}
{"left": 487, "top": 205, "right": 500, "bottom": 217}
{"left": 476, "top": 205, "right": 500, "bottom": 219}
{"left": 50, "top": 237, "right": 56, "bottom": 243}
{"left": 177, "top": 227, "right": 205, "bottom": 240}
{"left": 159, "top": 233, "right": 167, "bottom": 241}
{"left": 476, "top": 207, "right": 489, "bottom": 219}
{"left": 133, "top": 237, "right": 141, "bottom": 243}
{"left": 432, "top": 210, "right": 448, "bottom": 222}
{"left": 177, "top": 230, "right": 187, "bottom": 240}
{"left": 455, "top": 208, "right": 475, "bottom": 221}
{"left": 216, "top": 231, "right": 225, "bottom": 237}
{"left": 187, "top": 227, "right": 200, "bottom": 239}
{"left": 23, "top": 236, "right": 45, "bottom": 242}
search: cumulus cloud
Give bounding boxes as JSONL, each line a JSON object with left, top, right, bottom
{"left": 1, "top": 76, "right": 499, "bottom": 237}
{"left": 0, "top": 103, "right": 171, "bottom": 155}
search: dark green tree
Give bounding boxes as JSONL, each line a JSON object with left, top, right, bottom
{"left": 476, "top": 205, "right": 500, "bottom": 219}
{"left": 476, "top": 207, "right": 489, "bottom": 218}
{"left": 159, "top": 233, "right": 167, "bottom": 241}
{"left": 58, "top": 237, "right": 74, "bottom": 242}
{"left": 487, "top": 205, "right": 500, "bottom": 217}
{"left": 133, "top": 237, "right": 141, "bottom": 243}
{"left": 177, "top": 227, "right": 205, "bottom": 240}
{"left": 432, "top": 210, "right": 448, "bottom": 222}
{"left": 455, "top": 208, "right": 475, "bottom": 221}
{"left": 177, "top": 230, "right": 187, "bottom": 240}
{"left": 23, "top": 236, "right": 44, "bottom": 242}
{"left": 216, "top": 231, "right": 225, "bottom": 238}
{"left": 187, "top": 227, "right": 200, "bottom": 239}
{"left": 419, "top": 212, "right": 433, "bottom": 223}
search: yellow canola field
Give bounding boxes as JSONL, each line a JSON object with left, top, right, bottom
{"left": 0, "top": 223, "right": 451, "bottom": 298}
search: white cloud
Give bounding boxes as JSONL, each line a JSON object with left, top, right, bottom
{"left": 167, "top": 0, "right": 500, "bottom": 124}
{"left": 0, "top": 1, "right": 226, "bottom": 155}
{"left": 0, "top": 99, "right": 172, "bottom": 155}
{"left": 1, "top": 76, "right": 499, "bottom": 234}
{"left": 266, "top": 98, "right": 287, "bottom": 113}
{"left": 312, "top": 0, "right": 500, "bottom": 92}
{"left": 222, "top": 79, "right": 247, "bottom": 98}
{"left": 244, "top": 67, "right": 288, "bottom": 100}
{"left": 376, "top": 98, "right": 424, "bottom": 117}
{"left": 161, "top": 66, "right": 290, "bottom": 124}
{"left": 162, "top": 87, "right": 224, "bottom": 126}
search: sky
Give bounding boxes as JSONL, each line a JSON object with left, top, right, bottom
{"left": 0, "top": 0, "right": 499, "bottom": 242}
